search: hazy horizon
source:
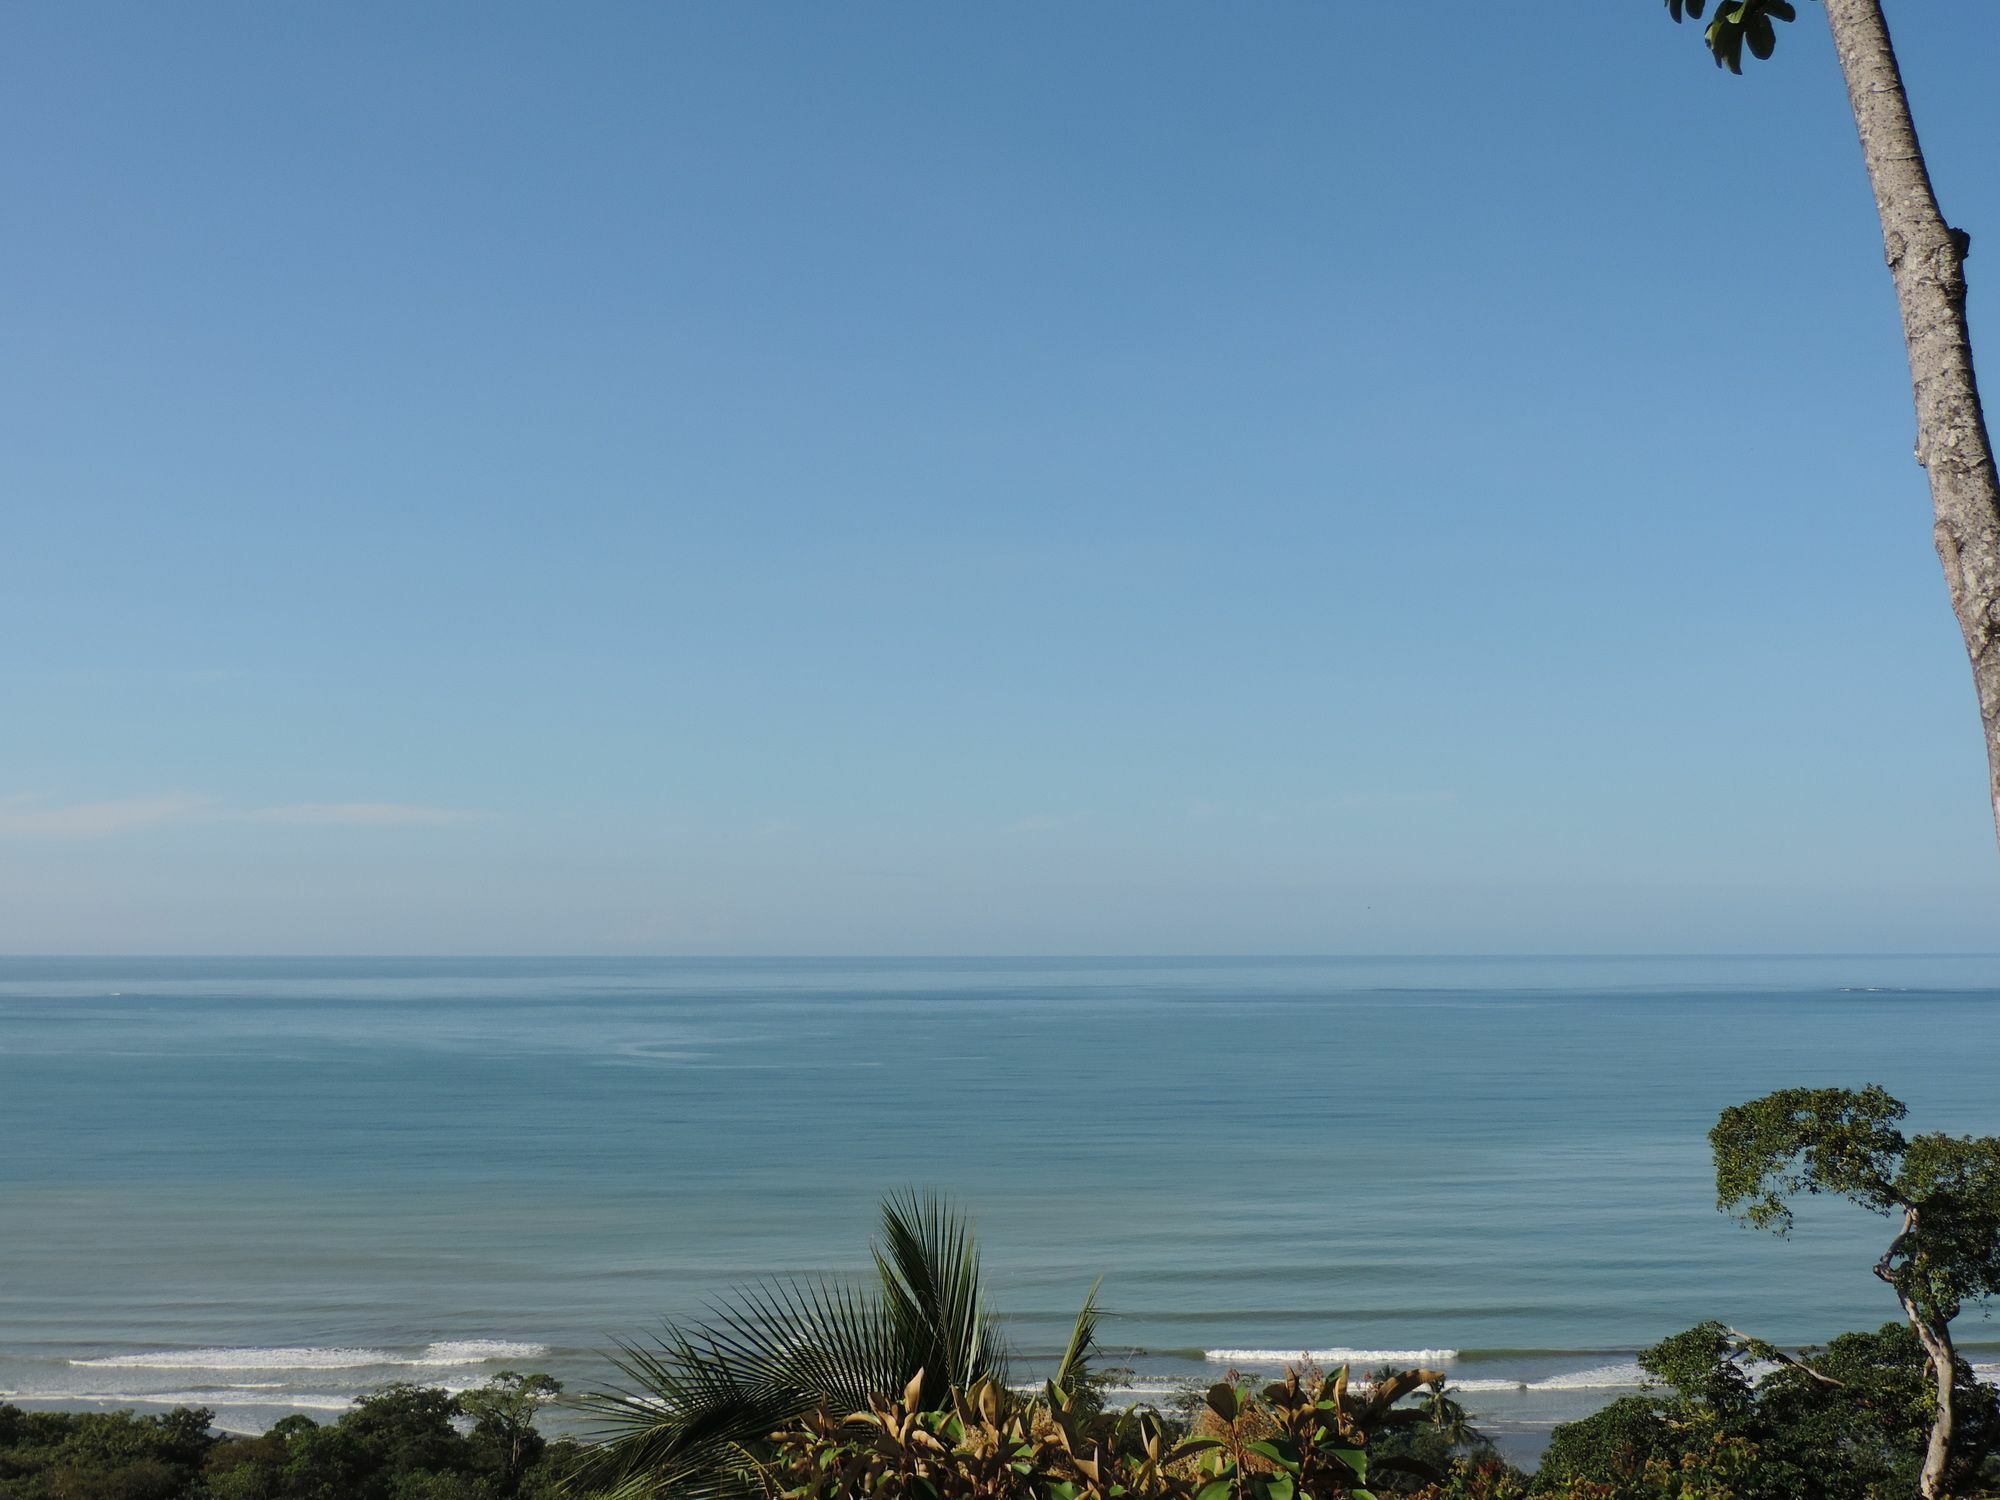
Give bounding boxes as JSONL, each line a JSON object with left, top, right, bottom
{"left": 8, "top": 948, "right": 2000, "bottom": 962}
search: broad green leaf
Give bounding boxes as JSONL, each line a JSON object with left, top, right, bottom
{"left": 1243, "top": 1440, "right": 1299, "bottom": 1472}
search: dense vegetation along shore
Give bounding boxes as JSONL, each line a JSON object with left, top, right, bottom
{"left": 4, "top": 1324, "right": 1997, "bottom": 1499}
{"left": 0, "top": 1375, "right": 580, "bottom": 1499}
{"left": 8, "top": 1086, "right": 1998, "bottom": 1499}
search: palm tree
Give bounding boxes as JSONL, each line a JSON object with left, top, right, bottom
{"left": 579, "top": 1190, "right": 1102, "bottom": 1499}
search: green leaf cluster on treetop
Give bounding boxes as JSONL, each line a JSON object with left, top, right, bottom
{"left": 1710, "top": 1084, "right": 1909, "bottom": 1234}
{"left": 1710, "top": 1084, "right": 2000, "bottom": 1323}
{"left": 1665, "top": 0, "right": 1801, "bottom": 73}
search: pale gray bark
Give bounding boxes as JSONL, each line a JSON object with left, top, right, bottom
{"left": 1906, "top": 1308, "right": 1958, "bottom": 1500}
{"left": 1822, "top": 0, "right": 2000, "bottom": 845}
{"left": 1874, "top": 1207, "right": 1956, "bottom": 1499}
{"left": 1721, "top": 1326, "right": 1847, "bottom": 1388}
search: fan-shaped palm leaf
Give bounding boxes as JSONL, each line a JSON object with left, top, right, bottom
{"left": 873, "top": 1187, "right": 1008, "bottom": 1405}
{"left": 577, "top": 1191, "right": 1095, "bottom": 1499}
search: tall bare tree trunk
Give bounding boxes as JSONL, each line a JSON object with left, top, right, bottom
{"left": 1822, "top": 0, "right": 2000, "bottom": 844}
{"left": 1903, "top": 1303, "right": 1958, "bottom": 1500}
{"left": 1876, "top": 1208, "right": 1957, "bottom": 1499}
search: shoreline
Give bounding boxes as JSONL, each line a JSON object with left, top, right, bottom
{"left": 9, "top": 1338, "right": 1999, "bottom": 1470}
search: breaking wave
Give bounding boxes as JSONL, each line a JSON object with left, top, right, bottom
{"left": 1203, "top": 1347, "right": 1458, "bottom": 1365}
{"left": 1454, "top": 1363, "right": 1647, "bottom": 1393}
{"left": 69, "top": 1341, "right": 547, "bottom": 1372}
{"left": 8, "top": 1389, "right": 362, "bottom": 1412}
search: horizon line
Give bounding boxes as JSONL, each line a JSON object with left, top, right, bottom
{"left": 4, "top": 950, "right": 2000, "bottom": 962}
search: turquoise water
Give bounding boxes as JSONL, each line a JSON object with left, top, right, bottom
{"left": 3, "top": 954, "right": 1998, "bottom": 1455}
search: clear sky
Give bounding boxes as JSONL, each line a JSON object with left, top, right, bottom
{"left": 6, "top": 3, "right": 2000, "bottom": 956}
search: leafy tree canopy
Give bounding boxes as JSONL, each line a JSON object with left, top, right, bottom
{"left": 1667, "top": 0, "right": 1802, "bottom": 73}
{"left": 1710, "top": 1085, "right": 2000, "bottom": 1322}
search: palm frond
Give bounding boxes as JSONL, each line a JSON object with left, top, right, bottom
{"left": 582, "top": 1191, "right": 1020, "bottom": 1496}
{"left": 576, "top": 1273, "right": 899, "bottom": 1497}
{"left": 573, "top": 1330, "right": 781, "bottom": 1498}
{"left": 873, "top": 1188, "right": 1008, "bottom": 1403}
{"left": 1049, "top": 1277, "right": 1103, "bottom": 1397}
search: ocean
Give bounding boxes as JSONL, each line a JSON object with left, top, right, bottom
{"left": 3, "top": 954, "right": 1998, "bottom": 1462}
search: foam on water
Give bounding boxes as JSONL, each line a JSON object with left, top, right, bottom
{"left": 71, "top": 1348, "right": 397, "bottom": 1371}
{"left": 1458, "top": 1358, "right": 2000, "bottom": 1395}
{"left": 4, "top": 1389, "right": 361, "bottom": 1412}
{"left": 406, "top": 1341, "right": 549, "bottom": 1366}
{"left": 1204, "top": 1347, "right": 1457, "bottom": 1365}
{"left": 1521, "top": 1362, "right": 1647, "bottom": 1390}
{"left": 1453, "top": 1363, "right": 1646, "bottom": 1393}
{"left": 69, "top": 1341, "right": 548, "bottom": 1372}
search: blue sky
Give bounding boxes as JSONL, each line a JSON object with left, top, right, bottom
{"left": 6, "top": 2, "right": 2000, "bottom": 955}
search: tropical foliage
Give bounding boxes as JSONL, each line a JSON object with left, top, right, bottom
{"left": 757, "top": 1364, "right": 1475, "bottom": 1500}
{"left": 578, "top": 1191, "right": 1100, "bottom": 1499}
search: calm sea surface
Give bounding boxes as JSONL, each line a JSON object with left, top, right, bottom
{"left": 3, "top": 955, "right": 1998, "bottom": 1454}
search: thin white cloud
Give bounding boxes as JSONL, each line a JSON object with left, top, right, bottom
{"left": 1326, "top": 790, "right": 1461, "bottom": 813}
{"left": 247, "top": 803, "right": 481, "bottom": 827}
{"left": 0, "top": 793, "right": 483, "bottom": 837}
{"left": 0, "top": 793, "right": 209, "bottom": 839}
{"left": 1007, "top": 813, "right": 1070, "bottom": 834}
